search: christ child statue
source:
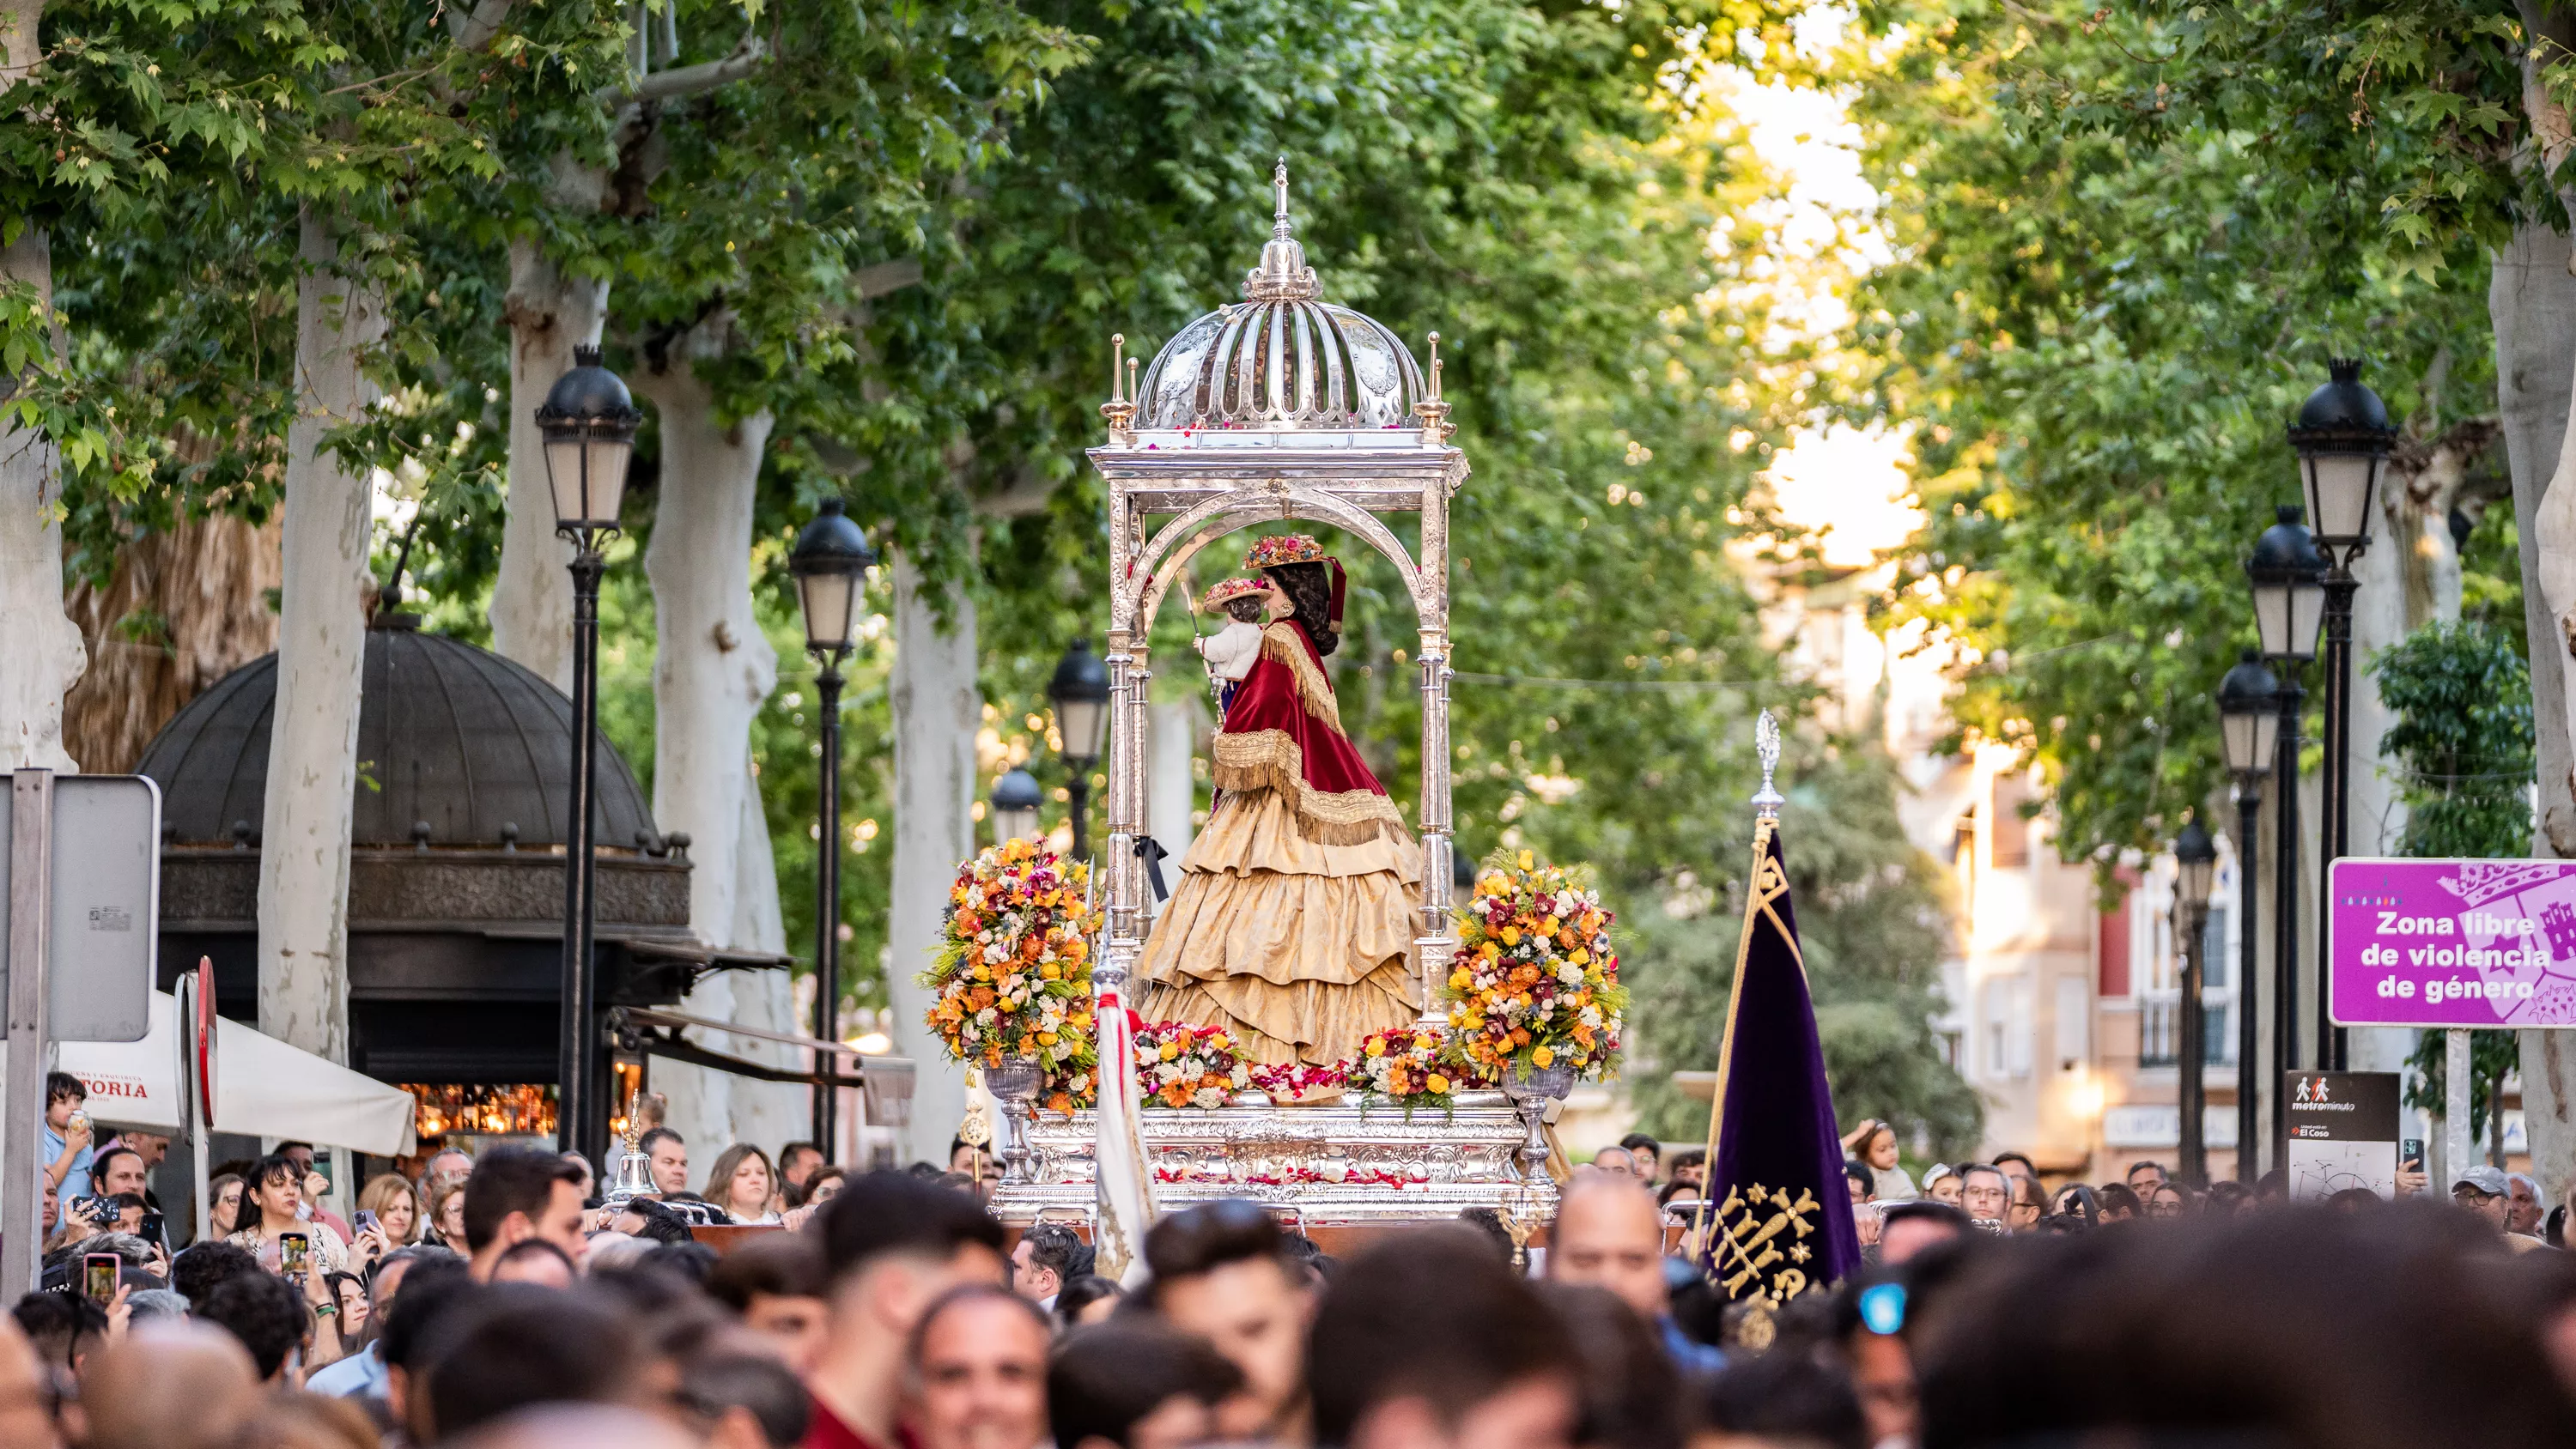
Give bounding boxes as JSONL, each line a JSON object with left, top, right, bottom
{"left": 1194, "top": 575, "right": 1279, "bottom": 712}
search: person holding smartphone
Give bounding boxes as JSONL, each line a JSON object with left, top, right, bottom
{"left": 2397, "top": 1139, "right": 2430, "bottom": 1197}
{"left": 225, "top": 1153, "right": 350, "bottom": 1278}
{"left": 231, "top": 1203, "right": 353, "bottom": 1372}
{"left": 82, "top": 1251, "right": 122, "bottom": 1306}
{"left": 46, "top": 1190, "right": 116, "bottom": 1255}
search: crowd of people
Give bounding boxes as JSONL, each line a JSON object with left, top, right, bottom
{"left": 1833, "top": 1115, "right": 2574, "bottom": 1252}
{"left": 12, "top": 1087, "right": 2576, "bottom": 1449}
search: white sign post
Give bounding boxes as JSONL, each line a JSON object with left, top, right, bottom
{"left": 0, "top": 770, "right": 161, "bottom": 1295}
{"left": 175, "top": 959, "right": 217, "bottom": 1245}
{"left": 3, "top": 772, "right": 54, "bottom": 1300}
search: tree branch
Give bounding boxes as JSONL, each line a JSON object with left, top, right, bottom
{"left": 447, "top": 0, "right": 516, "bottom": 56}
{"left": 971, "top": 468, "right": 1055, "bottom": 519}
{"left": 2395, "top": 416, "right": 2505, "bottom": 481}
{"left": 852, "top": 260, "right": 922, "bottom": 299}
{"left": 600, "top": 35, "right": 767, "bottom": 106}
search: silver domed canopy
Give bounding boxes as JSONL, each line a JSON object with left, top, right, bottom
{"left": 1134, "top": 162, "right": 1425, "bottom": 432}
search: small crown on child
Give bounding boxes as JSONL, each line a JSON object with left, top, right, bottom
{"left": 1244, "top": 534, "right": 1327, "bottom": 569}
{"left": 1199, "top": 576, "right": 1271, "bottom": 612}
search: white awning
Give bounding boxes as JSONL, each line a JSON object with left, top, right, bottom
{"left": 21, "top": 991, "right": 416, "bottom": 1156}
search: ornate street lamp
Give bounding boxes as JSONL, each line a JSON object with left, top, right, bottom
{"left": 2288, "top": 361, "right": 2397, "bottom": 1072}
{"left": 991, "top": 769, "right": 1043, "bottom": 846}
{"left": 2217, "top": 649, "right": 2278, "bottom": 1178}
{"left": 2245, "top": 506, "right": 2327, "bottom": 664}
{"left": 1048, "top": 640, "right": 1112, "bottom": 859}
{"left": 2172, "top": 816, "right": 2219, "bottom": 1188}
{"left": 2289, "top": 361, "right": 2397, "bottom": 551}
{"left": 538, "top": 344, "right": 642, "bottom": 1162}
{"left": 2218, "top": 648, "right": 2283, "bottom": 779}
{"left": 2245, "top": 506, "right": 2324, "bottom": 1161}
{"left": 791, "top": 496, "right": 877, "bottom": 1155}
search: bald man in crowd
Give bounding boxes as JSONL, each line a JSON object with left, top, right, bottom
{"left": 80, "top": 1322, "right": 266, "bottom": 1449}
{"left": 453, "top": 1405, "right": 707, "bottom": 1449}
{"left": 1544, "top": 1176, "right": 1722, "bottom": 1373}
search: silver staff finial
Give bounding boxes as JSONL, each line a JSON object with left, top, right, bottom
{"left": 1753, "top": 709, "right": 1783, "bottom": 819}
{"left": 1273, "top": 157, "right": 1293, "bottom": 239}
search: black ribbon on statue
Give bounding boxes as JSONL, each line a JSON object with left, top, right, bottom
{"left": 1135, "top": 836, "right": 1171, "bottom": 901}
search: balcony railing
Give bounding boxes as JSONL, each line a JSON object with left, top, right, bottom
{"left": 2141, "top": 997, "right": 2178, "bottom": 1067}
{"left": 2137, "top": 992, "right": 2234, "bottom": 1068}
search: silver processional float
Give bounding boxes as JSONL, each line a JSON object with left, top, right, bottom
{"left": 968, "top": 162, "right": 1597, "bottom": 1271}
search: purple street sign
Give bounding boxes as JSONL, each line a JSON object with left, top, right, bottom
{"left": 2329, "top": 858, "right": 2576, "bottom": 1028}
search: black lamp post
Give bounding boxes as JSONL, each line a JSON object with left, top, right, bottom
{"left": 991, "top": 769, "right": 1043, "bottom": 846}
{"left": 2217, "top": 649, "right": 2279, "bottom": 1179}
{"left": 2246, "top": 505, "right": 2325, "bottom": 1170}
{"left": 1048, "top": 640, "right": 1112, "bottom": 860}
{"left": 2172, "top": 816, "right": 2219, "bottom": 1188}
{"left": 790, "top": 498, "right": 877, "bottom": 1155}
{"left": 537, "top": 344, "right": 641, "bottom": 1162}
{"left": 2287, "top": 360, "right": 2397, "bottom": 1072}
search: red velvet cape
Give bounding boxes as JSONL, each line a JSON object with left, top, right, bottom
{"left": 1208, "top": 621, "right": 1406, "bottom": 846}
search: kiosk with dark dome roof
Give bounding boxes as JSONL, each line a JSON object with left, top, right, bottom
{"left": 137, "top": 604, "right": 786, "bottom": 1116}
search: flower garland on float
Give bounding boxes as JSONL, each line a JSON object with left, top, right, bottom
{"left": 1248, "top": 1061, "right": 1347, "bottom": 1101}
{"left": 1134, "top": 1022, "right": 1254, "bottom": 1108}
{"left": 1347, "top": 1026, "right": 1487, "bottom": 1110}
{"left": 920, "top": 839, "right": 1098, "bottom": 1113}
{"left": 1443, "top": 851, "right": 1627, "bottom": 1082}
{"left": 920, "top": 842, "right": 1622, "bottom": 1119}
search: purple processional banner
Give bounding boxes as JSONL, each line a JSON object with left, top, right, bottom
{"left": 2329, "top": 858, "right": 2576, "bottom": 1028}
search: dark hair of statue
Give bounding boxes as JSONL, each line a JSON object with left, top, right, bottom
{"left": 1223, "top": 595, "right": 1267, "bottom": 624}
{"left": 1262, "top": 560, "right": 1338, "bottom": 657}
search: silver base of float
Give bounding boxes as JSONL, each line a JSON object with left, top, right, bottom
{"left": 987, "top": 1090, "right": 1558, "bottom": 1229}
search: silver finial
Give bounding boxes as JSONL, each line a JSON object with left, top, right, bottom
{"left": 1752, "top": 709, "right": 1783, "bottom": 819}
{"left": 1244, "top": 157, "right": 1319, "bottom": 302}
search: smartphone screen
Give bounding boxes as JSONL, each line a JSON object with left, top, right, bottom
{"left": 83, "top": 1253, "right": 118, "bottom": 1304}
{"left": 280, "top": 1232, "right": 308, "bottom": 1276}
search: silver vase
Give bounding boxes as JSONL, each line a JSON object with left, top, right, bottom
{"left": 983, "top": 1061, "right": 1046, "bottom": 1185}
{"left": 1498, "top": 1063, "right": 1576, "bottom": 1179}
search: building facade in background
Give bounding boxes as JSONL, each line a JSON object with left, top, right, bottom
{"left": 1771, "top": 565, "right": 2251, "bottom": 1181}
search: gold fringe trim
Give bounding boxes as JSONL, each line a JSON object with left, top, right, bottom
{"left": 1262, "top": 624, "right": 1344, "bottom": 733}
{"left": 1212, "top": 729, "right": 1407, "bottom": 847}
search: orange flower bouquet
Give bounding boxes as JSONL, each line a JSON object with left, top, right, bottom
{"left": 1443, "top": 852, "right": 1626, "bottom": 1083}
{"left": 1346, "top": 1026, "right": 1486, "bottom": 1110}
{"left": 920, "top": 839, "right": 1097, "bottom": 1109}
{"left": 1133, "top": 1022, "right": 1252, "bottom": 1108}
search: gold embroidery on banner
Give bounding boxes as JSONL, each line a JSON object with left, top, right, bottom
{"left": 1747, "top": 846, "right": 1802, "bottom": 967}
{"left": 1710, "top": 1183, "right": 1819, "bottom": 1307}
{"left": 1212, "top": 729, "right": 1406, "bottom": 846}
{"left": 1734, "top": 1302, "right": 1777, "bottom": 1352}
{"left": 1261, "top": 624, "right": 1345, "bottom": 733}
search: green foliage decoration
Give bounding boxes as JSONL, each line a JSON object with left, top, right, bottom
{"left": 2372, "top": 620, "right": 2535, "bottom": 859}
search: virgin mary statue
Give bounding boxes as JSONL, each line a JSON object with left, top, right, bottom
{"left": 1137, "top": 534, "right": 1422, "bottom": 1066}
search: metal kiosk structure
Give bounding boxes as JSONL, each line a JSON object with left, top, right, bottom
{"left": 992, "top": 165, "right": 1556, "bottom": 1235}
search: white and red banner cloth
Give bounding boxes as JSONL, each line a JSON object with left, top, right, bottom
{"left": 1092, "top": 970, "right": 1162, "bottom": 1284}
